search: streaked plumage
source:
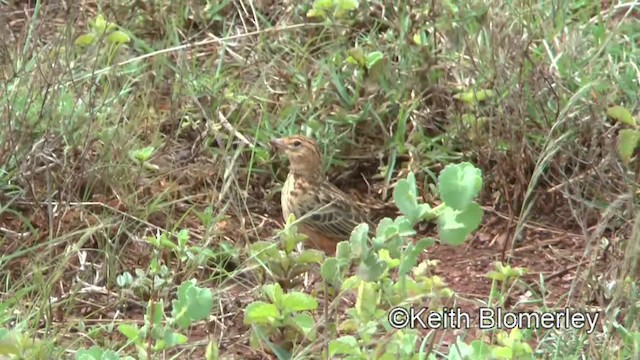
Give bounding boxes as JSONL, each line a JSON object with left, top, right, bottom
{"left": 270, "top": 135, "right": 375, "bottom": 254}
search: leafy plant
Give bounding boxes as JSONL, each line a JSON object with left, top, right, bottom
{"left": 244, "top": 283, "right": 318, "bottom": 356}
{"left": 249, "top": 214, "right": 325, "bottom": 290}
{"left": 74, "top": 14, "right": 131, "bottom": 65}
{"left": 117, "top": 280, "right": 213, "bottom": 358}
{"left": 307, "top": 0, "right": 360, "bottom": 19}
{"left": 607, "top": 105, "right": 640, "bottom": 164}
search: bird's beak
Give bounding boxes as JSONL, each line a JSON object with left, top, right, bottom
{"left": 269, "top": 138, "right": 286, "bottom": 151}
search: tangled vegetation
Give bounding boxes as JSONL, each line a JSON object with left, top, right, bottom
{"left": 0, "top": 0, "right": 639, "bottom": 359}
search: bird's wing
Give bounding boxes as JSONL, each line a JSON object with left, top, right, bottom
{"left": 296, "top": 182, "right": 376, "bottom": 241}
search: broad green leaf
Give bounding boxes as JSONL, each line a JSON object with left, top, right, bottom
{"left": 107, "top": 30, "right": 130, "bottom": 44}
{"left": 248, "top": 241, "right": 279, "bottom": 261}
{"left": 607, "top": 105, "right": 636, "bottom": 126}
{"left": 357, "top": 252, "right": 387, "bottom": 282}
{"left": 293, "top": 249, "right": 324, "bottom": 264}
{"left": 162, "top": 329, "right": 188, "bottom": 347}
{"left": 329, "top": 336, "right": 360, "bottom": 356}
{"left": 281, "top": 292, "right": 318, "bottom": 312}
{"left": 453, "top": 89, "right": 495, "bottom": 104}
{"left": 349, "top": 223, "right": 370, "bottom": 258}
{"left": 335, "top": 0, "right": 359, "bottom": 17}
{"left": 117, "top": 324, "right": 140, "bottom": 341}
{"left": 172, "top": 280, "right": 213, "bottom": 329}
{"left": 375, "top": 217, "right": 395, "bottom": 239}
{"left": 76, "top": 346, "right": 120, "bottom": 360}
{"left": 262, "top": 283, "right": 284, "bottom": 305}
{"left": 346, "top": 48, "right": 366, "bottom": 67}
{"left": 289, "top": 313, "right": 316, "bottom": 338}
{"left": 243, "top": 301, "right": 280, "bottom": 324}
{"left": 378, "top": 249, "right": 400, "bottom": 269}
{"left": 438, "top": 162, "right": 482, "bottom": 210}
{"left": 491, "top": 346, "right": 513, "bottom": 359}
{"left": 446, "top": 338, "right": 474, "bottom": 360}
{"left": 320, "top": 257, "right": 340, "bottom": 285}
{"left": 148, "top": 299, "right": 164, "bottom": 325}
{"left": 618, "top": 129, "right": 640, "bottom": 164}
{"left": 437, "top": 203, "right": 483, "bottom": 245}
{"left": 470, "top": 340, "right": 493, "bottom": 358}
{"left": 393, "top": 179, "right": 418, "bottom": 222}
{"left": 355, "top": 281, "right": 378, "bottom": 322}
{"left": 335, "top": 240, "right": 351, "bottom": 261}
{"left": 0, "top": 329, "right": 19, "bottom": 355}
{"left": 399, "top": 238, "right": 431, "bottom": 276}
{"left": 74, "top": 34, "right": 95, "bottom": 46}
{"left": 341, "top": 275, "right": 362, "bottom": 291}
{"left": 365, "top": 51, "right": 384, "bottom": 69}
{"left": 92, "top": 14, "right": 107, "bottom": 33}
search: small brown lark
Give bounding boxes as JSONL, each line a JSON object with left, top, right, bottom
{"left": 270, "top": 135, "right": 376, "bottom": 255}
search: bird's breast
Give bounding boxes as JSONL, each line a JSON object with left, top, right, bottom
{"left": 281, "top": 174, "right": 296, "bottom": 219}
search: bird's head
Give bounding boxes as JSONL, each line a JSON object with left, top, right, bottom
{"left": 270, "top": 135, "right": 324, "bottom": 179}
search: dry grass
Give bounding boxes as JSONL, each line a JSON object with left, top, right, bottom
{"left": 0, "top": 0, "right": 639, "bottom": 358}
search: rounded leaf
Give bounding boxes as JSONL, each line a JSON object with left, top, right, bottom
{"left": 75, "top": 34, "right": 95, "bottom": 46}
{"left": 243, "top": 301, "right": 280, "bottom": 324}
{"left": 281, "top": 291, "right": 318, "bottom": 312}
{"left": 107, "top": 30, "right": 130, "bottom": 44}
{"left": 607, "top": 105, "right": 636, "bottom": 126}
{"left": 438, "top": 162, "right": 482, "bottom": 210}
{"left": 618, "top": 129, "right": 640, "bottom": 164}
{"left": 437, "top": 203, "right": 483, "bottom": 245}
{"left": 329, "top": 336, "right": 360, "bottom": 357}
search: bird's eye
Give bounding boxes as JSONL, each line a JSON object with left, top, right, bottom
{"left": 292, "top": 140, "right": 302, "bottom": 147}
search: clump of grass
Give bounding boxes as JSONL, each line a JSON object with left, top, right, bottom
{"left": 0, "top": 0, "right": 638, "bottom": 358}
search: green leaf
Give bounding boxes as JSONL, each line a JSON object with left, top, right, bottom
{"left": 91, "top": 14, "right": 107, "bottom": 33}
{"left": 321, "top": 257, "right": 340, "bottom": 285}
{"left": 172, "top": 280, "right": 214, "bottom": 329}
{"left": 0, "top": 329, "right": 20, "bottom": 355}
{"left": 491, "top": 346, "right": 513, "bottom": 359}
{"left": 162, "top": 329, "right": 188, "bottom": 348}
{"left": 329, "top": 336, "right": 361, "bottom": 356}
{"left": 281, "top": 292, "right": 318, "bottom": 312}
{"left": 74, "top": 34, "right": 95, "bottom": 46}
{"left": 607, "top": 105, "right": 636, "bottom": 126}
{"left": 453, "top": 89, "right": 495, "bottom": 104}
{"left": 148, "top": 299, "right": 164, "bottom": 326}
{"left": 349, "top": 223, "right": 370, "bottom": 258}
{"left": 355, "top": 281, "right": 379, "bottom": 322}
{"left": 438, "top": 162, "right": 483, "bottom": 210}
{"left": 205, "top": 340, "right": 220, "bottom": 360}
{"left": 262, "top": 283, "right": 284, "bottom": 305}
{"left": 618, "top": 129, "right": 640, "bottom": 164}
{"left": 357, "top": 252, "right": 387, "bottom": 282}
{"left": 399, "top": 238, "right": 431, "bottom": 276}
{"left": 437, "top": 203, "right": 483, "bottom": 245}
{"left": 335, "top": 240, "right": 351, "bottom": 261}
{"left": 117, "top": 324, "right": 140, "bottom": 341}
{"left": 365, "top": 51, "right": 384, "bottom": 69}
{"left": 470, "top": 340, "right": 492, "bottom": 358}
{"left": 293, "top": 249, "right": 324, "bottom": 264}
{"left": 393, "top": 178, "right": 418, "bottom": 222}
{"left": 128, "top": 146, "right": 155, "bottom": 163}
{"left": 249, "top": 241, "right": 280, "bottom": 262}
{"left": 107, "top": 30, "right": 131, "bottom": 44}
{"left": 289, "top": 313, "right": 316, "bottom": 338}
{"left": 76, "top": 346, "right": 120, "bottom": 360}
{"left": 346, "top": 48, "right": 366, "bottom": 67}
{"left": 243, "top": 301, "right": 280, "bottom": 324}
{"left": 447, "top": 339, "right": 474, "bottom": 360}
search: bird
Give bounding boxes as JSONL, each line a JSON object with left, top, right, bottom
{"left": 269, "top": 135, "right": 376, "bottom": 255}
